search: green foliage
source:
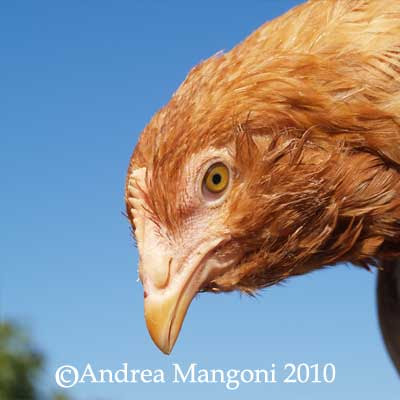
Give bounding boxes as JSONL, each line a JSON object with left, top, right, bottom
{"left": 0, "top": 321, "right": 70, "bottom": 400}
{"left": 0, "top": 322, "right": 43, "bottom": 400}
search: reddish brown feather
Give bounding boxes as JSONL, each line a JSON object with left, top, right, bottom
{"left": 126, "top": 0, "right": 400, "bottom": 293}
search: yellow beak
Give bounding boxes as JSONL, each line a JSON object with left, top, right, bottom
{"left": 144, "top": 285, "right": 196, "bottom": 354}
{"left": 140, "top": 238, "right": 224, "bottom": 354}
{"left": 127, "top": 167, "right": 228, "bottom": 354}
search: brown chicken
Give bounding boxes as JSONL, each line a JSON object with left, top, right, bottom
{"left": 125, "top": 0, "right": 400, "bottom": 373}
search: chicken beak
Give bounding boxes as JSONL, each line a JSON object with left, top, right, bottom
{"left": 144, "top": 285, "right": 194, "bottom": 354}
{"left": 128, "top": 167, "right": 225, "bottom": 354}
{"left": 140, "top": 237, "right": 224, "bottom": 354}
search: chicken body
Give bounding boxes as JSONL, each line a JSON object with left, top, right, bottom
{"left": 126, "top": 0, "right": 400, "bottom": 372}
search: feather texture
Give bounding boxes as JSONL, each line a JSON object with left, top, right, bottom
{"left": 127, "top": 0, "right": 400, "bottom": 291}
{"left": 126, "top": 0, "right": 400, "bottom": 360}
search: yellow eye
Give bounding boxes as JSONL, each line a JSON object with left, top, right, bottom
{"left": 203, "top": 162, "right": 229, "bottom": 195}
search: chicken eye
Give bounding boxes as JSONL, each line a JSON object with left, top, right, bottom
{"left": 202, "top": 162, "right": 229, "bottom": 197}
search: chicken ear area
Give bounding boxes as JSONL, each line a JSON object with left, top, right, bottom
{"left": 377, "top": 259, "right": 400, "bottom": 376}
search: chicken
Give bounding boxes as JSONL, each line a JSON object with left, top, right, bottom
{"left": 125, "top": 0, "right": 400, "bottom": 373}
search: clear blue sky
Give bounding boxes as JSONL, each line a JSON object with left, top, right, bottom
{"left": 1, "top": 1, "right": 398, "bottom": 399}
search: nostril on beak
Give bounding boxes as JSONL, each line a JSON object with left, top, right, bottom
{"left": 144, "top": 290, "right": 148, "bottom": 298}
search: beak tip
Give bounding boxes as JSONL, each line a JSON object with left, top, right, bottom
{"left": 144, "top": 292, "right": 185, "bottom": 356}
{"left": 149, "top": 337, "right": 174, "bottom": 355}
{"left": 160, "top": 347, "right": 172, "bottom": 355}
{"left": 149, "top": 328, "right": 176, "bottom": 355}
{"left": 145, "top": 313, "right": 175, "bottom": 355}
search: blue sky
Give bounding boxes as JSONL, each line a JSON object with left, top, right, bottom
{"left": 1, "top": 0, "right": 398, "bottom": 399}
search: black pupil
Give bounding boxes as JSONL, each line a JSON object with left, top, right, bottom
{"left": 212, "top": 173, "right": 222, "bottom": 185}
